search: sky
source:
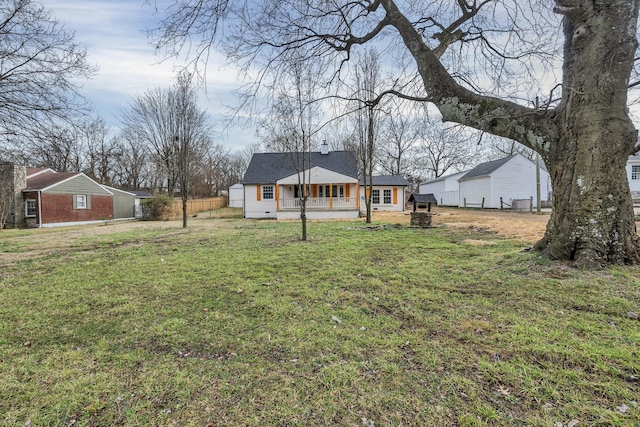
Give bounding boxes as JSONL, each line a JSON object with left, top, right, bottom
{"left": 42, "top": 0, "right": 256, "bottom": 152}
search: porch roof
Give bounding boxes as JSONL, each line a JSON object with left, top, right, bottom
{"left": 277, "top": 166, "right": 358, "bottom": 185}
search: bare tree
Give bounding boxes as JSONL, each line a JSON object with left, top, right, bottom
{"left": 413, "top": 113, "right": 478, "bottom": 180}
{"left": 484, "top": 134, "right": 537, "bottom": 161}
{"left": 259, "top": 60, "right": 323, "bottom": 240}
{"left": 377, "top": 100, "right": 418, "bottom": 177}
{"left": 0, "top": 164, "right": 15, "bottom": 229}
{"left": 82, "top": 118, "right": 118, "bottom": 185}
{"left": 111, "top": 128, "right": 151, "bottom": 191}
{"left": 351, "top": 48, "right": 384, "bottom": 223}
{"left": 151, "top": 1, "right": 640, "bottom": 266}
{"left": 25, "top": 124, "right": 84, "bottom": 172}
{"left": 0, "top": 0, "right": 95, "bottom": 146}
{"left": 120, "top": 71, "right": 214, "bottom": 227}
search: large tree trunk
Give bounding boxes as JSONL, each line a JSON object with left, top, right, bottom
{"left": 533, "top": 0, "right": 640, "bottom": 267}
{"left": 381, "top": 0, "right": 640, "bottom": 265}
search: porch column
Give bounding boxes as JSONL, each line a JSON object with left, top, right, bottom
{"left": 275, "top": 185, "right": 280, "bottom": 210}
{"left": 355, "top": 182, "right": 359, "bottom": 210}
{"left": 329, "top": 183, "right": 333, "bottom": 210}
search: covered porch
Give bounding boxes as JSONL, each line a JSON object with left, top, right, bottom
{"left": 275, "top": 182, "right": 360, "bottom": 219}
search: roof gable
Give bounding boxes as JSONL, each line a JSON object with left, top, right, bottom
{"left": 25, "top": 172, "right": 112, "bottom": 195}
{"left": 419, "top": 170, "right": 468, "bottom": 186}
{"left": 242, "top": 151, "right": 358, "bottom": 184}
{"left": 278, "top": 166, "right": 359, "bottom": 185}
{"left": 458, "top": 154, "right": 520, "bottom": 181}
{"left": 26, "top": 167, "right": 56, "bottom": 178}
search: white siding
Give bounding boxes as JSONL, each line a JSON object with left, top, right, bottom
{"left": 228, "top": 184, "right": 244, "bottom": 208}
{"left": 419, "top": 171, "right": 466, "bottom": 207}
{"left": 439, "top": 191, "right": 459, "bottom": 206}
{"left": 490, "top": 158, "right": 549, "bottom": 208}
{"left": 419, "top": 180, "right": 445, "bottom": 196}
{"left": 627, "top": 160, "right": 640, "bottom": 194}
{"left": 358, "top": 186, "right": 405, "bottom": 214}
{"left": 243, "top": 185, "right": 277, "bottom": 218}
{"left": 277, "top": 210, "right": 359, "bottom": 220}
{"left": 459, "top": 176, "right": 491, "bottom": 208}
{"left": 490, "top": 160, "right": 533, "bottom": 208}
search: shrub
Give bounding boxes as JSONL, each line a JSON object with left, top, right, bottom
{"left": 140, "top": 194, "right": 172, "bottom": 220}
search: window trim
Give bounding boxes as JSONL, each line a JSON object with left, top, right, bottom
{"left": 76, "top": 194, "right": 87, "bottom": 209}
{"left": 383, "top": 189, "right": 392, "bottom": 204}
{"left": 262, "top": 185, "right": 274, "bottom": 200}
{"left": 25, "top": 199, "right": 36, "bottom": 217}
{"left": 372, "top": 189, "right": 380, "bottom": 204}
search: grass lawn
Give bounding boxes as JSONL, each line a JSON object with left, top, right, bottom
{"left": 0, "top": 215, "right": 638, "bottom": 426}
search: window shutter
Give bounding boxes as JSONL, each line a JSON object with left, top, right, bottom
{"left": 256, "top": 185, "right": 261, "bottom": 201}
{"left": 73, "top": 195, "right": 77, "bottom": 209}
{"left": 393, "top": 188, "right": 398, "bottom": 205}
{"left": 87, "top": 195, "right": 92, "bottom": 209}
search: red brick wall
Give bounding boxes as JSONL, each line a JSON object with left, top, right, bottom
{"left": 41, "top": 193, "right": 113, "bottom": 224}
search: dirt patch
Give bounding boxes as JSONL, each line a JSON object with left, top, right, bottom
{"left": 372, "top": 207, "right": 550, "bottom": 244}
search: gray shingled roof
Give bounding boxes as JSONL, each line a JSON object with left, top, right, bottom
{"left": 242, "top": 151, "right": 358, "bottom": 184}
{"left": 419, "top": 170, "right": 468, "bottom": 186}
{"left": 24, "top": 171, "right": 80, "bottom": 190}
{"left": 408, "top": 193, "right": 438, "bottom": 204}
{"left": 360, "top": 175, "right": 409, "bottom": 186}
{"left": 458, "top": 155, "right": 517, "bottom": 181}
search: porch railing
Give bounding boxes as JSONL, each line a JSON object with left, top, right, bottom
{"left": 279, "top": 197, "right": 357, "bottom": 210}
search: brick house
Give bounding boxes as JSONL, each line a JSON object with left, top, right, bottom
{"left": 3, "top": 165, "right": 114, "bottom": 228}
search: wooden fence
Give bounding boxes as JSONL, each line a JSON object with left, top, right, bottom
{"left": 166, "top": 196, "right": 228, "bottom": 219}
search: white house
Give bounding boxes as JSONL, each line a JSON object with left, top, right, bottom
{"left": 458, "top": 154, "right": 551, "bottom": 209}
{"left": 242, "top": 148, "right": 361, "bottom": 219}
{"left": 418, "top": 170, "right": 467, "bottom": 207}
{"left": 359, "top": 175, "right": 409, "bottom": 214}
{"left": 242, "top": 146, "right": 411, "bottom": 219}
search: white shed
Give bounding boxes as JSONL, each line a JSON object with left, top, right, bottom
{"left": 228, "top": 183, "right": 244, "bottom": 208}
{"left": 458, "top": 154, "right": 551, "bottom": 209}
{"left": 419, "top": 171, "right": 467, "bottom": 206}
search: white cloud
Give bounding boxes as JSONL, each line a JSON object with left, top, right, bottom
{"left": 41, "top": 0, "right": 257, "bottom": 151}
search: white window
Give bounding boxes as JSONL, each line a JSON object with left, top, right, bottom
{"left": 262, "top": 186, "right": 274, "bottom": 200}
{"left": 76, "top": 195, "right": 87, "bottom": 209}
{"left": 25, "top": 200, "right": 36, "bottom": 217}
{"left": 383, "top": 189, "right": 392, "bottom": 204}
{"left": 632, "top": 165, "right": 640, "bottom": 180}
{"left": 372, "top": 189, "right": 380, "bottom": 204}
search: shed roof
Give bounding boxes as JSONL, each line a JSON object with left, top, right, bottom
{"left": 408, "top": 193, "right": 438, "bottom": 204}
{"left": 242, "top": 151, "right": 358, "bottom": 184}
{"left": 458, "top": 155, "right": 518, "bottom": 181}
{"left": 419, "top": 170, "right": 468, "bottom": 186}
